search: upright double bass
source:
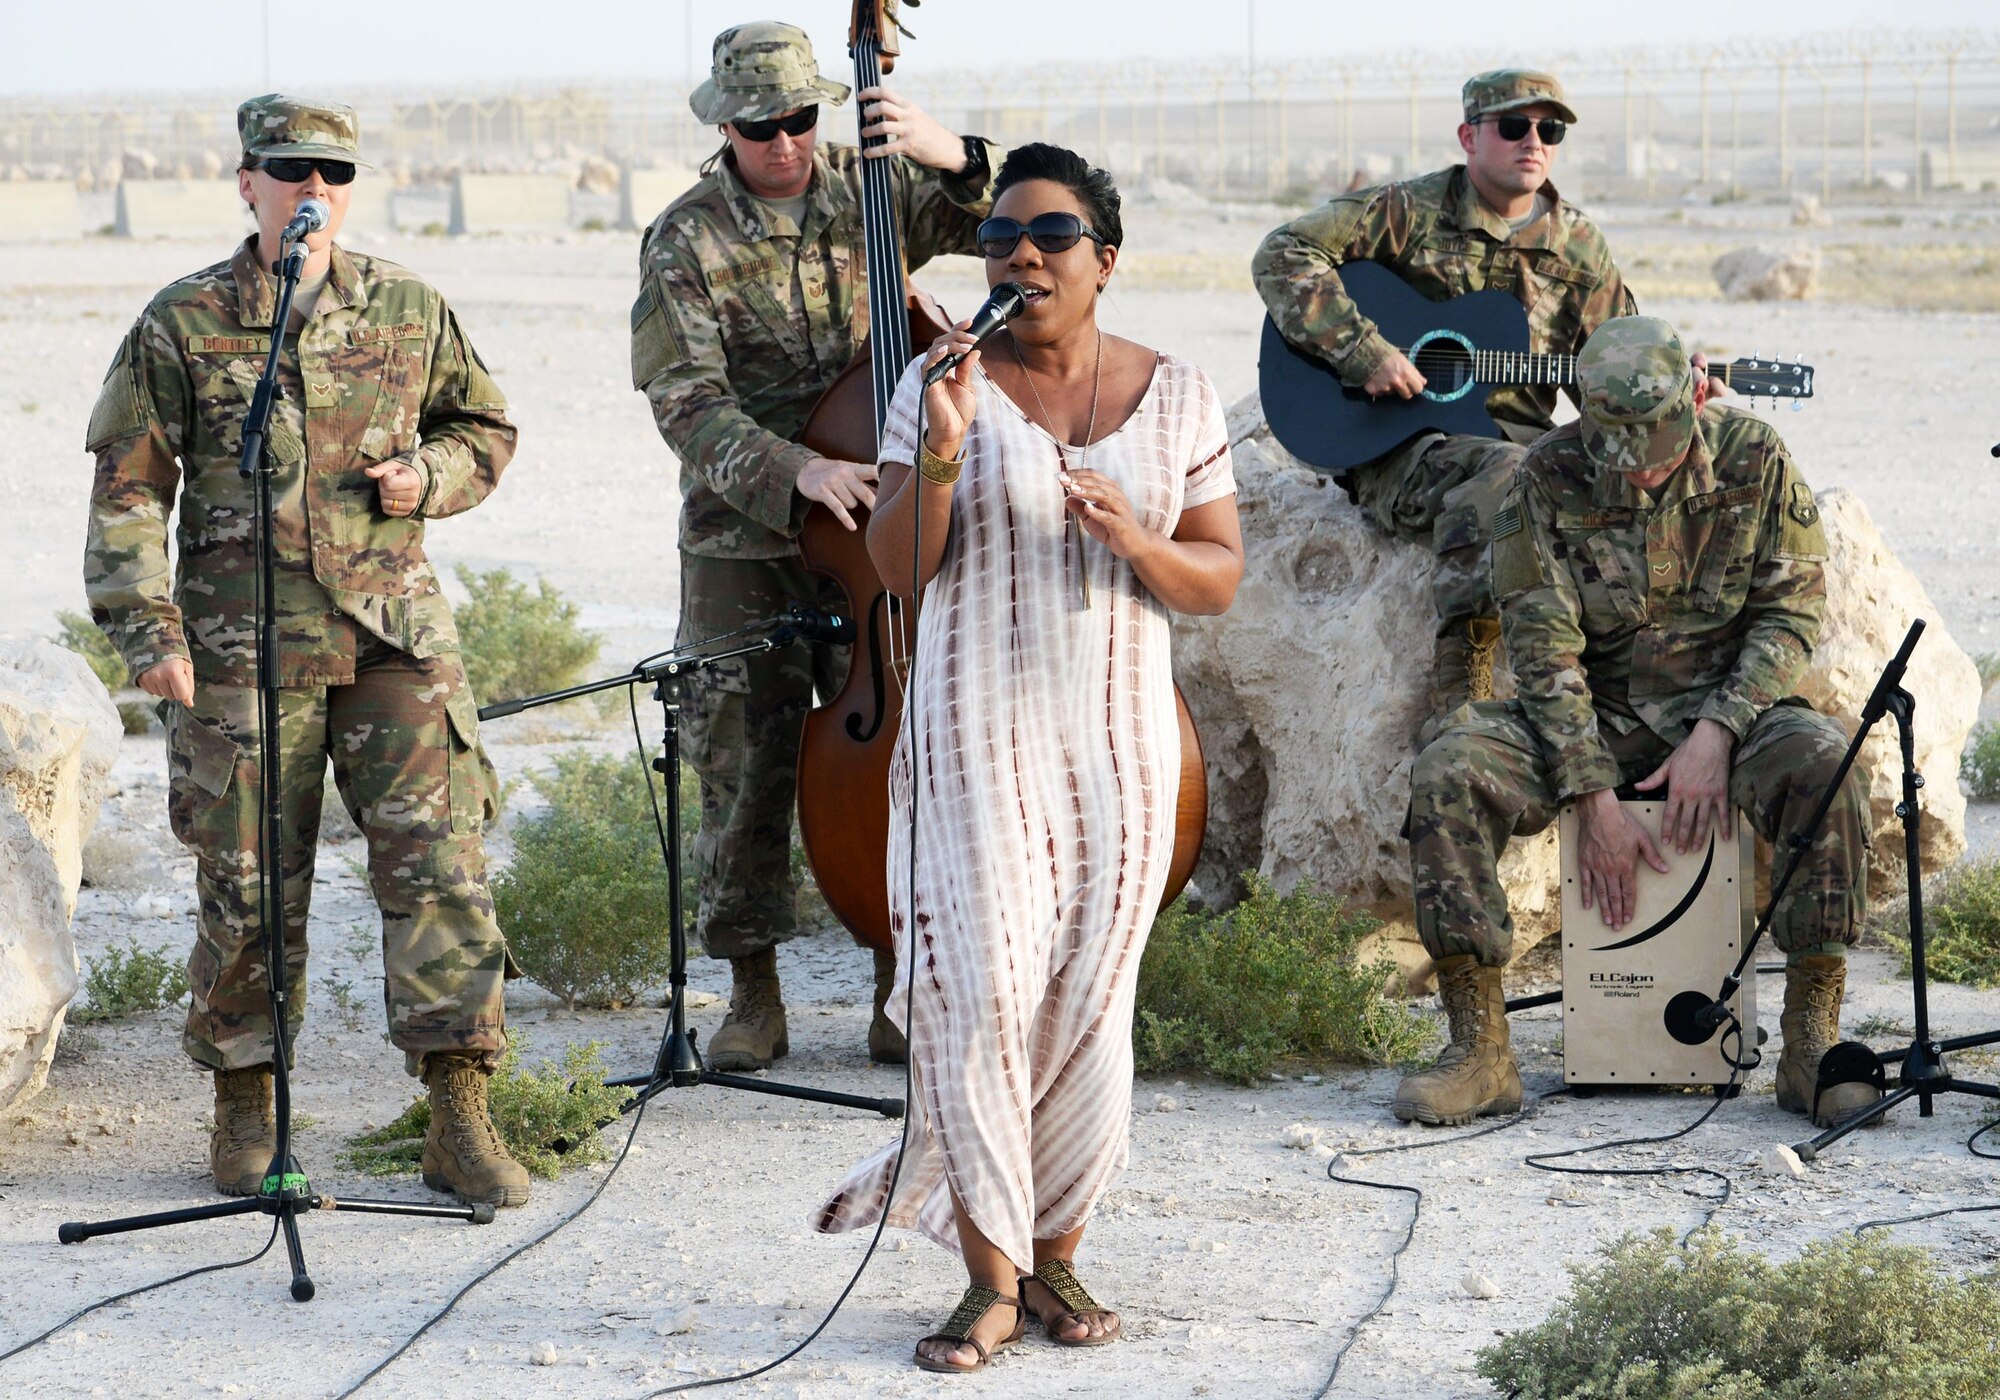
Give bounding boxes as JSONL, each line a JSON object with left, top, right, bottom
{"left": 793, "top": 0, "right": 1206, "bottom": 954}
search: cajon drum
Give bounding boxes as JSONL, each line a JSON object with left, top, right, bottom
{"left": 1559, "top": 801, "right": 1756, "bottom": 1088}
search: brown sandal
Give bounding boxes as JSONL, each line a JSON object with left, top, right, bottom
{"left": 1022, "top": 1258, "right": 1122, "bottom": 1347}
{"left": 914, "top": 1286, "right": 1026, "bottom": 1373}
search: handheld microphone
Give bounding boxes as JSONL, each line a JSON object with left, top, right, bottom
{"left": 775, "top": 605, "right": 854, "bottom": 645}
{"left": 922, "top": 282, "right": 1030, "bottom": 386}
{"left": 280, "top": 197, "right": 330, "bottom": 245}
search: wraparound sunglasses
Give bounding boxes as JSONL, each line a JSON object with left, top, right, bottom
{"left": 256, "top": 157, "right": 356, "bottom": 184}
{"left": 733, "top": 107, "right": 819, "bottom": 141}
{"left": 976, "top": 212, "right": 1110, "bottom": 259}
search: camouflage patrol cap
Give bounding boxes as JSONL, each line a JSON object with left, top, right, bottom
{"left": 236, "top": 94, "right": 371, "bottom": 169}
{"left": 689, "top": 22, "right": 852, "bottom": 126}
{"left": 1577, "top": 316, "right": 1697, "bottom": 474}
{"left": 1462, "top": 69, "right": 1579, "bottom": 125}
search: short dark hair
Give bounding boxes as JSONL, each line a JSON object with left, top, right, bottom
{"left": 993, "top": 142, "right": 1122, "bottom": 250}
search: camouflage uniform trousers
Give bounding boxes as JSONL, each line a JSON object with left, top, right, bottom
{"left": 167, "top": 635, "right": 511, "bottom": 1075}
{"left": 1408, "top": 697, "right": 1870, "bottom": 967}
{"left": 678, "top": 553, "right": 848, "bottom": 961}
{"left": 1347, "top": 430, "right": 1527, "bottom": 717}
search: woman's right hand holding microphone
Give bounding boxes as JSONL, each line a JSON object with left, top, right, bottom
{"left": 920, "top": 320, "right": 983, "bottom": 464}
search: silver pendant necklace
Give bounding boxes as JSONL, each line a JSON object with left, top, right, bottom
{"left": 1013, "top": 329, "right": 1102, "bottom": 608}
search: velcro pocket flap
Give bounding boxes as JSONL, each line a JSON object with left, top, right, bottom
{"left": 172, "top": 708, "right": 242, "bottom": 798}
{"left": 444, "top": 686, "right": 482, "bottom": 749}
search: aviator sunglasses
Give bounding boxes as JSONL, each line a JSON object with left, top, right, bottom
{"left": 1476, "top": 114, "right": 1568, "bottom": 145}
{"left": 255, "top": 156, "right": 357, "bottom": 184}
{"left": 733, "top": 106, "right": 819, "bottom": 141}
{"left": 976, "top": 212, "right": 1109, "bottom": 260}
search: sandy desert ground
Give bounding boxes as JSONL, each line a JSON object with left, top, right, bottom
{"left": 4, "top": 197, "right": 2000, "bottom": 1399}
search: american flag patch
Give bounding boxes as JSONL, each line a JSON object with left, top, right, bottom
{"left": 1492, "top": 502, "right": 1523, "bottom": 540}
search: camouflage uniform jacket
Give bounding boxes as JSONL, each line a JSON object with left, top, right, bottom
{"left": 1252, "top": 166, "right": 1636, "bottom": 439}
{"left": 1490, "top": 403, "right": 1829, "bottom": 801}
{"left": 631, "top": 140, "right": 1000, "bottom": 559}
{"left": 85, "top": 239, "right": 515, "bottom": 687}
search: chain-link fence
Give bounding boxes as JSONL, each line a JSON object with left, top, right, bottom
{"left": 4, "top": 29, "right": 1997, "bottom": 203}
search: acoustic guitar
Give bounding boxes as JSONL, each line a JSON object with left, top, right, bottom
{"left": 1258, "top": 259, "right": 1816, "bottom": 475}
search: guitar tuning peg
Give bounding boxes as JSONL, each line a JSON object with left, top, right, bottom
{"left": 1791, "top": 399, "right": 1802, "bottom": 412}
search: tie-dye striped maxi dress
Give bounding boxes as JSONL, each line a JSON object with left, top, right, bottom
{"left": 813, "top": 350, "right": 1236, "bottom": 1275}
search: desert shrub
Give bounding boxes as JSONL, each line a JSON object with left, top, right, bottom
{"left": 73, "top": 938, "right": 188, "bottom": 1022}
{"left": 493, "top": 749, "right": 690, "bottom": 1009}
{"left": 1477, "top": 1228, "right": 2000, "bottom": 1399}
{"left": 1133, "top": 875, "right": 1432, "bottom": 1083}
{"left": 1961, "top": 722, "right": 2000, "bottom": 801}
{"left": 1973, "top": 652, "right": 2000, "bottom": 695}
{"left": 55, "top": 610, "right": 152, "bottom": 734}
{"left": 453, "top": 567, "right": 601, "bottom": 708}
{"left": 341, "top": 1032, "right": 628, "bottom": 1180}
{"left": 1870, "top": 856, "right": 2000, "bottom": 989}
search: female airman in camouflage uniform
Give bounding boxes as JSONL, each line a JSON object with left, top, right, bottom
{"left": 85, "top": 95, "right": 529, "bottom": 1206}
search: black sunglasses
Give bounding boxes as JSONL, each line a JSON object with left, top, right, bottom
{"left": 255, "top": 156, "right": 357, "bottom": 185}
{"left": 1478, "top": 115, "right": 1567, "bottom": 146}
{"left": 733, "top": 106, "right": 819, "bottom": 142}
{"left": 976, "top": 212, "right": 1109, "bottom": 260}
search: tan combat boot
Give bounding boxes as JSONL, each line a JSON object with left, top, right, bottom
{"left": 868, "top": 946, "right": 908, "bottom": 1065}
{"left": 210, "top": 1066, "right": 277, "bottom": 1196}
{"left": 421, "top": 1052, "right": 531, "bottom": 1208}
{"left": 707, "top": 947, "right": 788, "bottom": 1071}
{"left": 1424, "top": 620, "right": 1504, "bottom": 745}
{"left": 1392, "top": 954, "right": 1523, "bottom": 1126}
{"left": 1775, "top": 954, "right": 1882, "bottom": 1128}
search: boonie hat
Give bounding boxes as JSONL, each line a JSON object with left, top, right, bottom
{"left": 237, "top": 94, "right": 370, "bottom": 169}
{"left": 689, "top": 22, "right": 851, "bottom": 126}
{"left": 1462, "top": 69, "right": 1579, "bottom": 126}
{"left": 1577, "top": 317, "right": 1697, "bottom": 474}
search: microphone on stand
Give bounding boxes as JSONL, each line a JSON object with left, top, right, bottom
{"left": 1663, "top": 989, "right": 1729, "bottom": 1045}
{"left": 922, "top": 282, "right": 1030, "bottom": 386}
{"left": 775, "top": 605, "right": 854, "bottom": 645}
{"left": 280, "top": 197, "right": 330, "bottom": 245}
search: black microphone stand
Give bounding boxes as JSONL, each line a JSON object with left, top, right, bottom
{"left": 58, "top": 231, "right": 490, "bottom": 1299}
{"left": 1791, "top": 633, "right": 2000, "bottom": 1160}
{"left": 1665, "top": 620, "right": 1928, "bottom": 1053}
{"left": 478, "top": 616, "right": 903, "bottom": 1121}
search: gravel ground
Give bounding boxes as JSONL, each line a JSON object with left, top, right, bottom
{"left": 4, "top": 202, "right": 2000, "bottom": 1399}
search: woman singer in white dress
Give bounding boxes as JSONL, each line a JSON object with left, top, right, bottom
{"left": 812, "top": 142, "right": 1243, "bottom": 1373}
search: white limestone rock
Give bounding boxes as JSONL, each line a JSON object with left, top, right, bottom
{"left": 1713, "top": 245, "right": 1822, "bottom": 302}
{"left": 1791, "top": 487, "right": 1980, "bottom": 886}
{"left": 1171, "top": 398, "right": 1976, "bottom": 987}
{"left": 1759, "top": 1142, "right": 1808, "bottom": 1178}
{"left": 0, "top": 642, "right": 122, "bottom": 1110}
{"left": 1173, "top": 396, "right": 1555, "bottom": 987}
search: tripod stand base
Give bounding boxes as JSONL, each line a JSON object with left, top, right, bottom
{"left": 606, "top": 1023, "right": 904, "bottom": 1119}
{"left": 1792, "top": 1037, "right": 2000, "bottom": 1161}
{"left": 58, "top": 1179, "right": 495, "bottom": 1301}
{"left": 609, "top": 1064, "right": 904, "bottom": 1119}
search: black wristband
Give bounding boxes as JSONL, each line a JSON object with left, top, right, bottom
{"left": 959, "top": 134, "right": 988, "bottom": 182}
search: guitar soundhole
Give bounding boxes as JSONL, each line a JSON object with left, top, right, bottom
{"left": 1409, "top": 329, "right": 1477, "bottom": 403}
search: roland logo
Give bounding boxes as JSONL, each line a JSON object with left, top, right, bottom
{"left": 1589, "top": 972, "right": 1656, "bottom": 987}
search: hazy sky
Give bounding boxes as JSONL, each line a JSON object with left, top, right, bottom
{"left": 4, "top": 1, "right": 1992, "bottom": 96}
